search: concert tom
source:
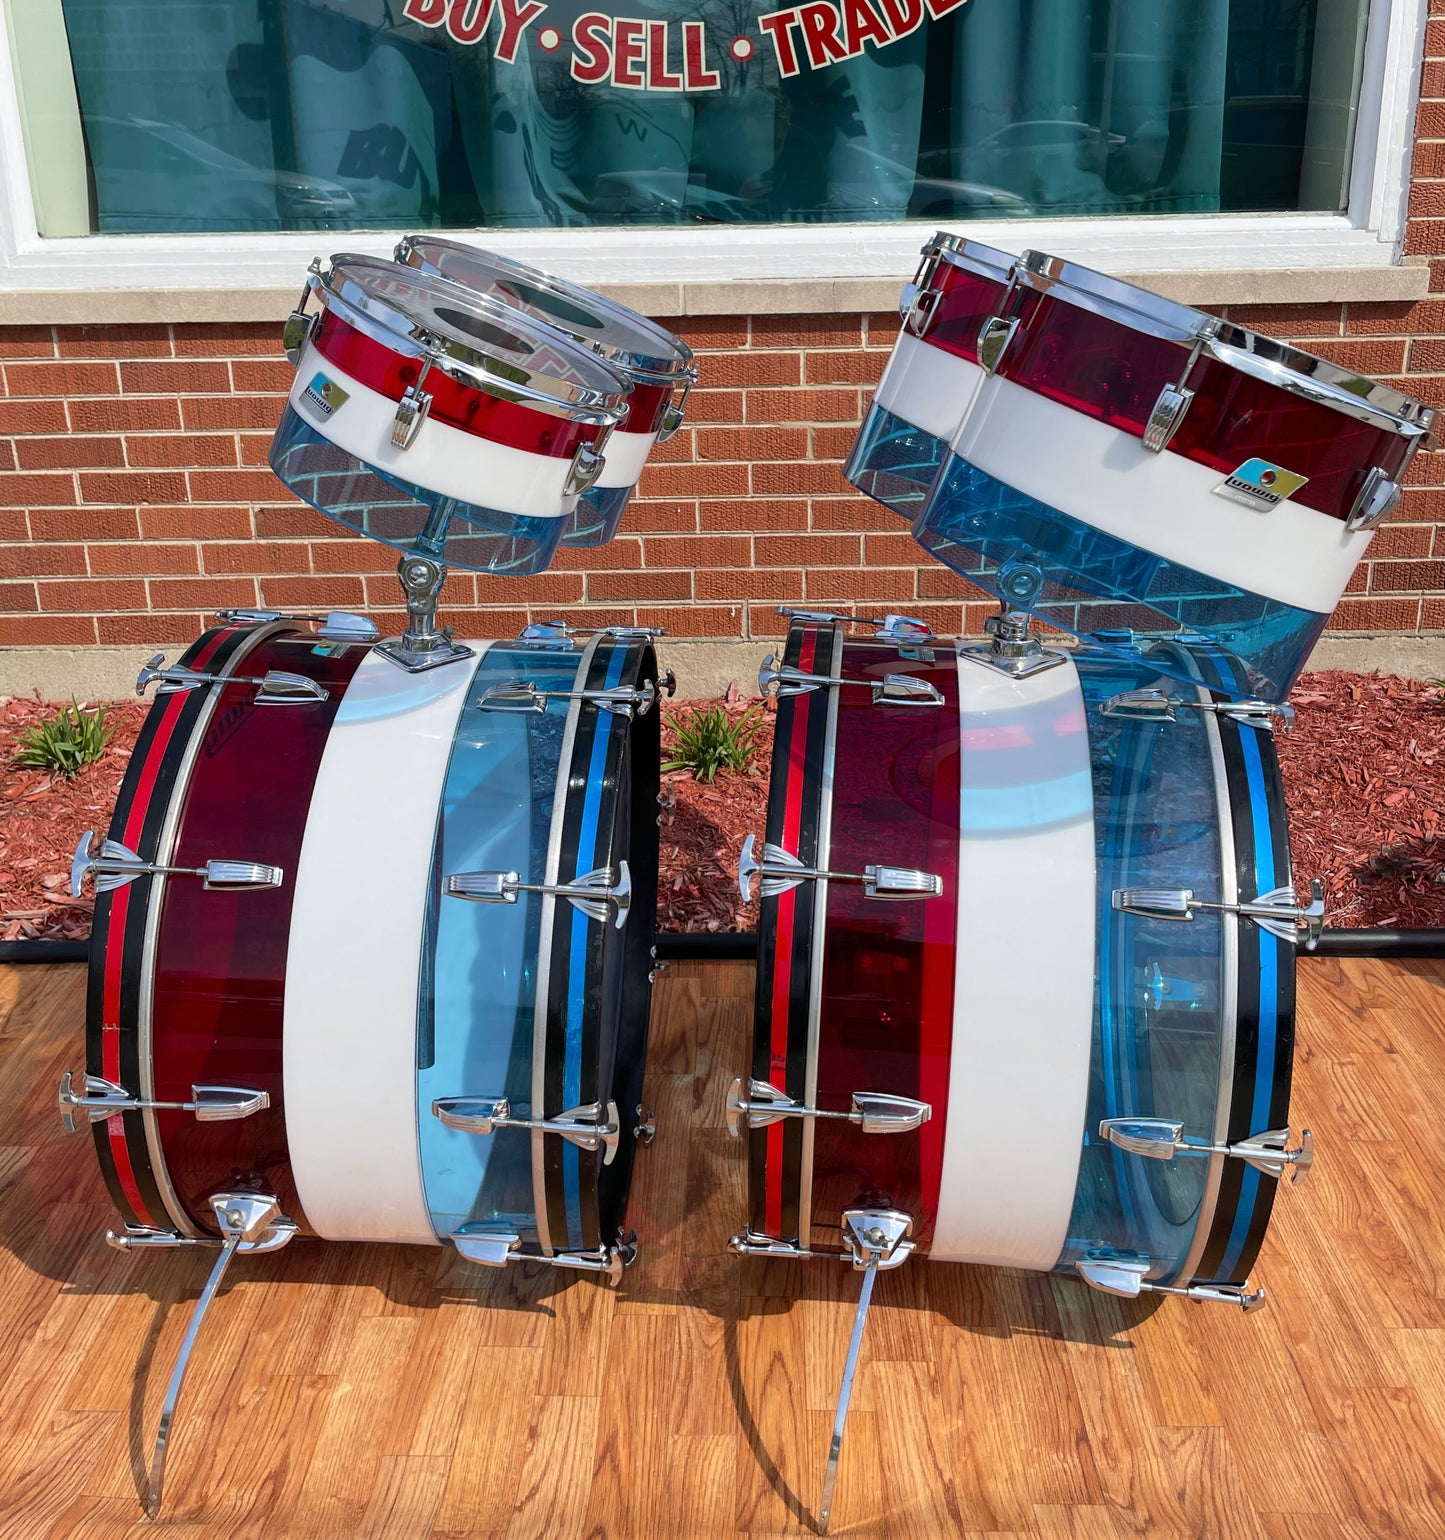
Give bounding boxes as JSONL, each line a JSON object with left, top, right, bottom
{"left": 733, "top": 613, "right": 1314, "bottom": 1310}
{"left": 270, "top": 255, "right": 632, "bottom": 575}
{"left": 913, "top": 251, "right": 1435, "bottom": 701}
{"left": 845, "top": 233, "right": 1016, "bottom": 518}
{"left": 395, "top": 236, "right": 696, "bottom": 549}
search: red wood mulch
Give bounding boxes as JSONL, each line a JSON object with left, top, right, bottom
{"left": 3, "top": 672, "right": 1441, "bottom": 943}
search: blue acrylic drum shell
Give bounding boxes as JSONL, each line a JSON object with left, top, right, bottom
{"left": 417, "top": 634, "right": 660, "bottom": 1256}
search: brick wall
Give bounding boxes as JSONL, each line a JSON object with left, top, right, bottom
{"left": 1, "top": 295, "right": 1445, "bottom": 651}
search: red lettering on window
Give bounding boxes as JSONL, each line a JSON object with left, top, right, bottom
{"left": 402, "top": 0, "right": 448, "bottom": 26}
{"left": 922, "top": 0, "right": 968, "bottom": 16}
{"left": 683, "top": 21, "right": 721, "bottom": 88}
{"left": 648, "top": 21, "right": 682, "bottom": 89}
{"left": 613, "top": 17, "right": 646, "bottom": 87}
{"left": 876, "top": 0, "right": 923, "bottom": 37}
{"left": 797, "top": 2, "right": 847, "bottom": 67}
{"left": 840, "top": 0, "right": 891, "bottom": 55}
{"left": 757, "top": 9, "right": 803, "bottom": 77}
{"left": 571, "top": 13, "right": 613, "bottom": 82}
{"left": 495, "top": 0, "right": 545, "bottom": 61}
{"left": 446, "top": 0, "right": 493, "bottom": 45}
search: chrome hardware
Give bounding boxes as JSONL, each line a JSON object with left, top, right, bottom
{"left": 453, "top": 1228, "right": 638, "bottom": 1286}
{"left": 873, "top": 674, "right": 944, "bottom": 707}
{"left": 656, "top": 366, "right": 696, "bottom": 441}
{"left": 778, "top": 608, "right": 934, "bottom": 643}
{"left": 281, "top": 271, "right": 318, "bottom": 367}
{"left": 478, "top": 678, "right": 656, "bottom": 718}
{"left": 958, "top": 605, "right": 1068, "bottom": 679}
{"left": 57, "top": 1071, "right": 268, "bottom": 1133}
{"left": 1345, "top": 465, "right": 1402, "bottom": 532}
{"left": 902, "top": 282, "right": 941, "bottom": 337}
{"left": 976, "top": 315, "right": 1020, "bottom": 374}
{"left": 70, "top": 831, "right": 283, "bottom": 898}
{"left": 391, "top": 356, "right": 433, "bottom": 450}
{"left": 1099, "top": 1117, "right": 1313, "bottom": 1183}
{"left": 431, "top": 1095, "right": 621, "bottom": 1164}
{"left": 660, "top": 668, "right": 677, "bottom": 697}
{"left": 1144, "top": 962, "right": 1210, "bottom": 1012}
{"left": 728, "top": 1230, "right": 839, "bottom": 1259}
{"left": 565, "top": 440, "right": 606, "bottom": 496}
{"left": 375, "top": 550, "right": 476, "bottom": 674}
{"left": 136, "top": 653, "right": 329, "bottom": 704}
{"left": 106, "top": 1227, "right": 211, "bottom": 1251}
{"left": 738, "top": 834, "right": 942, "bottom": 904}
{"left": 1112, "top": 878, "right": 1326, "bottom": 949}
{"left": 1075, "top": 1256, "right": 1266, "bottom": 1312}
{"left": 445, "top": 861, "right": 631, "bottom": 928}
{"left": 757, "top": 656, "right": 833, "bottom": 697}
{"left": 215, "top": 607, "right": 380, "bottom": 642}
{"left": 517, "top": 620, "right": 667, "bottom": 651}
{"left": 1142, "top": 383, "right": 1194, "bottom": 453}
{"left": 634, "top": 1106, "right": 656, "bottom": 1145}
{"left": 758, "top": 657, "right": 942, "bottom": 707}
{"left": 726, "top": 1077, "right": 930, "bottom": 1138}
{"left": 1101, "top": 687, "right": 1295, "bottom": 733}
{"left": 818, "top": 1209, "right": 916, "bottom": 1532}
{"left": 141, "top": 1192, "right": 298, "bottom": 1515}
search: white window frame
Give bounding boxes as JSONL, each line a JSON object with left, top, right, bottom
{"left": 0, "top": 0, "right": 1427, "bottom": 295}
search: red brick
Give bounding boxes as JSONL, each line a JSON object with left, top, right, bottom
{"left": 645, "top": 534, "right": 750, "bottom": 569}
{"left": 58, "top": 325, "right": 172, "bottom": 360}
{"left": 474, "top": 572, "right": 584, "bottom": 605}
{"left": 201, "top": 541, "right": 307, "bottom": 575}
{"left": 806, "top": 567, "right": 916, "bottom": 601}
{"left": 141, "top": 505, "right": 252, "bottom": 541}
{"left": 863, "top": 312, "right": 904, "bottom": 344}
{"left": 255, "top": 504, "right": 334, "bottom": 540}
{"left": 806, "top": 351, "right": 886, "bottom": 386}
{"left": 0, "top": 512, "right": 21, "bottom": 542}
{"left": 1416, "top": 142, "right": 1445, "bottom": 180}
{"left": 69, "top": 397, "right": 182, "bottom": 433}
{"left": 1424, "top": 58, "right": 1445, "bottom": 97}
{"left": 698, "top": 496, "right": 808, "bottom": 532}
{"left": 919, "top": 565, "right": 992, "bottom": 599}
{"left": 0, "top": 581, "right": 37, "bottom": 612}
{"left": 864, "top": 532, "right": 923, "bottom": 565}
{"left": 14, "top": 436, "right": 125, "bottom": 470}
{"left": 746, "top": 388, "right": 860, "bottom": 424}
{"left": 259, "top": 576, "right": 369, "bottom": 610}
{"left": 1407, "top": 337, "right": 1445, "bottom": 372}
{"left": 622, "top": 500, "right": 697, "bottom": 533}
{"left": 683, "top": 389, "right": 745, "bottom": 425}
{"left": 676, "top": 317, "right": 749, "bottom": 351}
{"left": 752, "top": 315, "right": 862, "bottom": 350}
{"left": 1384, "top": 373, "right": 1445, "bottom": 409}
{"left": 150, "top": 577, "right": 259, "bottom": 610}
{"left": 1369, "top": 559, "right": 1445, "bottom": 591}
{"left": 39, "top": 578, "right": 148, "bottom": 612}
{"left": 7, "top": 362, "right": 119, "bottom": 402}
{"left": 1219, "top": 303, "right": 1343, "bottom": 335}
{"left": 745, "top": 604, "right": 792, "bottom": 639}
{"left": 0, "top": 543, "right": 84, "bottom": 578}
{"left": 1411, "top": 180, "right": 1445, "bottom": 220}
{"left": 551, "top": 540, "right": 644, "bottom": 573}
{"left": 1345, "top": 298, "right": 1445, "bottom": 336}
{"left": 0, "top": 471, "right": 77, "bottom": 507}
{"left": 638, "top": 462, "right": 749, "bottom": 499}
{"left": 588, "top": 570, "right": 693, "bottom": 602}
{"left": 1307, "top": 338, "right": 1407, "bottom": 375}
{"left": 698, "top": 352, "right": 802, "bottom": 389}
{"left": 231, "top": 360, "right": 294, "bottom": 393}
{"left": 0, "top": 615, "right": 95, "bottom": 644}
{"left": 188, "top": 470, "right": 289, "bottom": 503}
{"left": 1430, "top": 258, "right": 1445, "bottom": 294}
{"left": 310, "top": 541, "right": 397, "bottom": 575}
{"left": 181, "top": 395, "right": 285, "bottom": 431}
{"left": 1345, "top": 565, "right": 1369, "bottom": 594}
{"left": 812, "top": 426, "right": 862, "bottom": 461}
{"left": 1410, "top": 219, "right": 1445, "bottom": 258}
{"left": 1325, "top": 597, "right": 1421, "bottom": 630}
{"left": 695, "top": 567, "right": 804, "bottom": 602}
{"left": 646, "top": 428, "right": 694, "bottom": 463}
{"left": 751, "top": 462, "right": 851, "bottom": 497}
{"left": 1424, "top": 598, "right": 1445, "bottom": 626}
{"left": 0, "top": 326, "right": 56, "bottom": 361}
{"left": 1403, "top": 455, "right": 1445, "bottom": 490}
{"left": 120, "top": 360, "right": 230, "bottom": 395}
{"left": 1413, "top": 101, "right": 1445, "bottom": 138}
{"left": 636, "top": 605, "right": 742, "bottom": 637}
{"left": 126, "top": 434, "right": 238, "bottom": 469}
{"left": 1428, "top": 15, "right": 1445, "bottom": 55}
{"left": 239, "top": 434, "right": 274, "bottom": 468}
{"left": 696, "top": 426, "right": 808, "bottom": 462}
{"left": 0, "top": 441, "right": 11, "bottom": 472}
{"left": 31, "top": 508, "right": 139, "bottom": 541}
{"left": 88, "top": 541, "right": 197, "bottom": 575}
{"left": 810, "top": 496, "right": 903, "bottom": 532}
{"left": 174, "top": 323, "right": 282, "bottom": 358}
{"left": 1366, "top": 523, "right": 1434, "bottom": 558}
{"left": 0, "top": 400, "right": 67, "bottom": 434}
{"left": 97, "top": 613, "right": 205, "bottom": 645}
{"left": 756, "top": 534, "right": 860, "bottom": 567}
{"left": 521, "top": 605, "right": 633, "bottom": 632}
{"left": 80, "top": 471, "right": 186, "bottom": 506}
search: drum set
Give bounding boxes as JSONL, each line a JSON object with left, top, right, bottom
{"left": 54, "top": 230, "right": 1432, "bottom": 1527}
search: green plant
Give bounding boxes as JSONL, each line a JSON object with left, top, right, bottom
{"left": 662, "top": 704, "right": 765, "bottom": 784}
{"left": 12, "top": 699, "right": 113, "bottom": 780}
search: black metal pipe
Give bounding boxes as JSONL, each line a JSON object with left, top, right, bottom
{"left": 1305, "top": 929, "right": 1445, "bottom": 959}
{"left": 0, "top": 940, "right": 88, "bottom": 965}
{"left": 654, "top": 930, "right": 759, "bottom": 961}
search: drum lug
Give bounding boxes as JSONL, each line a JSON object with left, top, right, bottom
{"left": 70, "top": 831, "right": 284, "bottom": 897}
{"left": 1142, "top": 384, "right": 1195, "bottom": 453}
{"left": 137, "top": 653, "right": 329, "bottom": 704}
{"left": 958, "top": 607, "right": 1068, "bottom": 679}
{"left": 738, "top": 835, "right": 942, "bottom": 904}
{"left": 565, "top": 440, "right": 606, "bottom": 496}
{"left": 58, "top": 1070, "right": 269, "bottom": 1133}
{"left": 1345, "top": 465, "right": 1402, "bottom": 532}
{"left": 660, "top": 667, "right": 677, "bottom": 697}
{"left": 477, "top": 678, "right": 657, "bottom": 718}
{"left": 282, "top": 269, "right": 320, "bottom": 368}
{"left": 873, "top": 674, "right": 944, "bottom": 707}
{"left": 1098, "top": 1117, "right": 1313, "bottom": 1184}
{"left": 445, "top": 860, "right": 631, "bottom": 929}
{"left": 1075, "top": 1256, "right": 1267, "bottom": 1312}
{"left": 759, "top": 657, "right": 941, "bottom": 707}
{"left": 778, "top": 607, "right": 934, "bottom": 644}
{"left": 726, "top": 1077, "right": 930, "bottom": 1137}
{"left": 431, "top": 1096, "right": 622, "bottom": 1164}
{"left": 1112, "top": 879, "right": 1326, "bottom": 950}
{"left": 391, "top": 354, "right": 433, "bottom": 450}
{"left": 902, "top": 282, "right": 941, "bottom": 338}
{"left": 515, "top": 620, "right": 667, "bottom": 650}
{"left": 215, "top": 607, "right": 380, "bottom": 643}
{"left": 976, "top": 314, "right": 1020, "bottom": 374}
{"left": 452, "top": 1228, "right": 638, "bottom": 1286}
{"left": 1101, "top": 687, "right": 1295, "bottom": 734}
{"left": 634, "top": 1106, "right": 656, "bottom": 1145}
{"left": 656, "top": 365, "right": 696, "bottom": 441}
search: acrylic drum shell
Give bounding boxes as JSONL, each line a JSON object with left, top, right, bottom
{"left": 85, "top": 622, "right": 367, "bottom": 1239}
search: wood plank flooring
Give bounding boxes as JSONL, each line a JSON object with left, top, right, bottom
{"left": 1, "top": 956, "right": 1444, "bottom": 1538}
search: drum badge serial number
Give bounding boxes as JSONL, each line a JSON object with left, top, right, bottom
{"left": 303, "top": 374, "right": 349, "bottom": 418}
{"left": 1213, "top": 457, "right": 1308, "bottom": 513}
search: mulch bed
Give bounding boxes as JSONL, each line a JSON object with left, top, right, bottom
{"left": 2, "top": 671, "right": 1442, "bottom": 943}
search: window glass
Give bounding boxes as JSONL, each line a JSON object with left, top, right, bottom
{"left": 17, "top": 0, "right": 1371, "bottom": 234}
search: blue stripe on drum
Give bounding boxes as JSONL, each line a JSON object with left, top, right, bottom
{"left": 843, "top": 403, "right": 951, "bottom": 518}
{"left": 914, "top": 451, "right": 1330, "bottom": 703}
{"left": 560, "top": 645, "right": 630, "bottom": 1249}
{"left": 564, "top": 483, "right": 633, "bottom": 549}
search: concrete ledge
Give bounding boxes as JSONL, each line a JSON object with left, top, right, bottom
{"left": 4, "top": 634, "right": 1441, "bottom": 703}
{"left": 0, "top": 263, "right": 1429, "bottom": 327}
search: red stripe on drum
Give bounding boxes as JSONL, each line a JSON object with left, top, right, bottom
{"left": 621, "top": 379, "right": 671, "bottom": 436}
{"left": 311, "top": 310, "right": 607, "bottom": 461}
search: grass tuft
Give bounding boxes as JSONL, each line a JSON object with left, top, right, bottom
{"left": 663, "top": 703, "right": 765, "bottom": 785}
{"left": 12, "top": 699, "right": 114, "bottom": 780}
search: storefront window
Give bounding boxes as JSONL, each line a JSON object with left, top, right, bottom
{"left": 6, "top": 0, "right": 1372, "bottom": 236}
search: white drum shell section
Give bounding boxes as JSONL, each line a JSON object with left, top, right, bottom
{"left": 953, "top": 375, "right": 1370, "bottom": 616}
{"left": 289, "top": 340, "right": 581, "bottom": 519}
{"left": 284, "top": 645, "right": 486, "bottom": 1245}
{"left": 931, "top": 651, "right": 1096, "bottom": 1270}
{"left": 874, "top": 329, "right": 987, "bottom": 443}
{"left": 593, "top": 425, "right": 658, "bottom": 489}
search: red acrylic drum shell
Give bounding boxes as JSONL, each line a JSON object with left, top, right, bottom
{"left": 999, "top": 289, "right": 1413, "bottom": 522}
{"left": 925, "top": 262, "right": 1013, "bottom": 367}
{"left": 148, "top": 631, "right": 367, "bottom": 1235}
{"left": 806, "top": 644, "right": 960, "bottom": 1253}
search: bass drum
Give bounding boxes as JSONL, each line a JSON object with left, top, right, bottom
{"left": 733, "top": 614, "right": 1312, "bottom": 1304}
{"left": 73, "top": 616, "right": 661, "bottom": 1280}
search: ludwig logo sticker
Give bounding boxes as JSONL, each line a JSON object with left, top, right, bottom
{"left": 1213, "top": 457, "right": 1308, "bottom": 512}
{"left": 303, "top": 374, "right": 349, "bottom": 418}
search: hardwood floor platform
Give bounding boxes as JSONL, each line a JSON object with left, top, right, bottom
{"left": 1, "top": 956, "right": 1444, "bottom": 1538}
